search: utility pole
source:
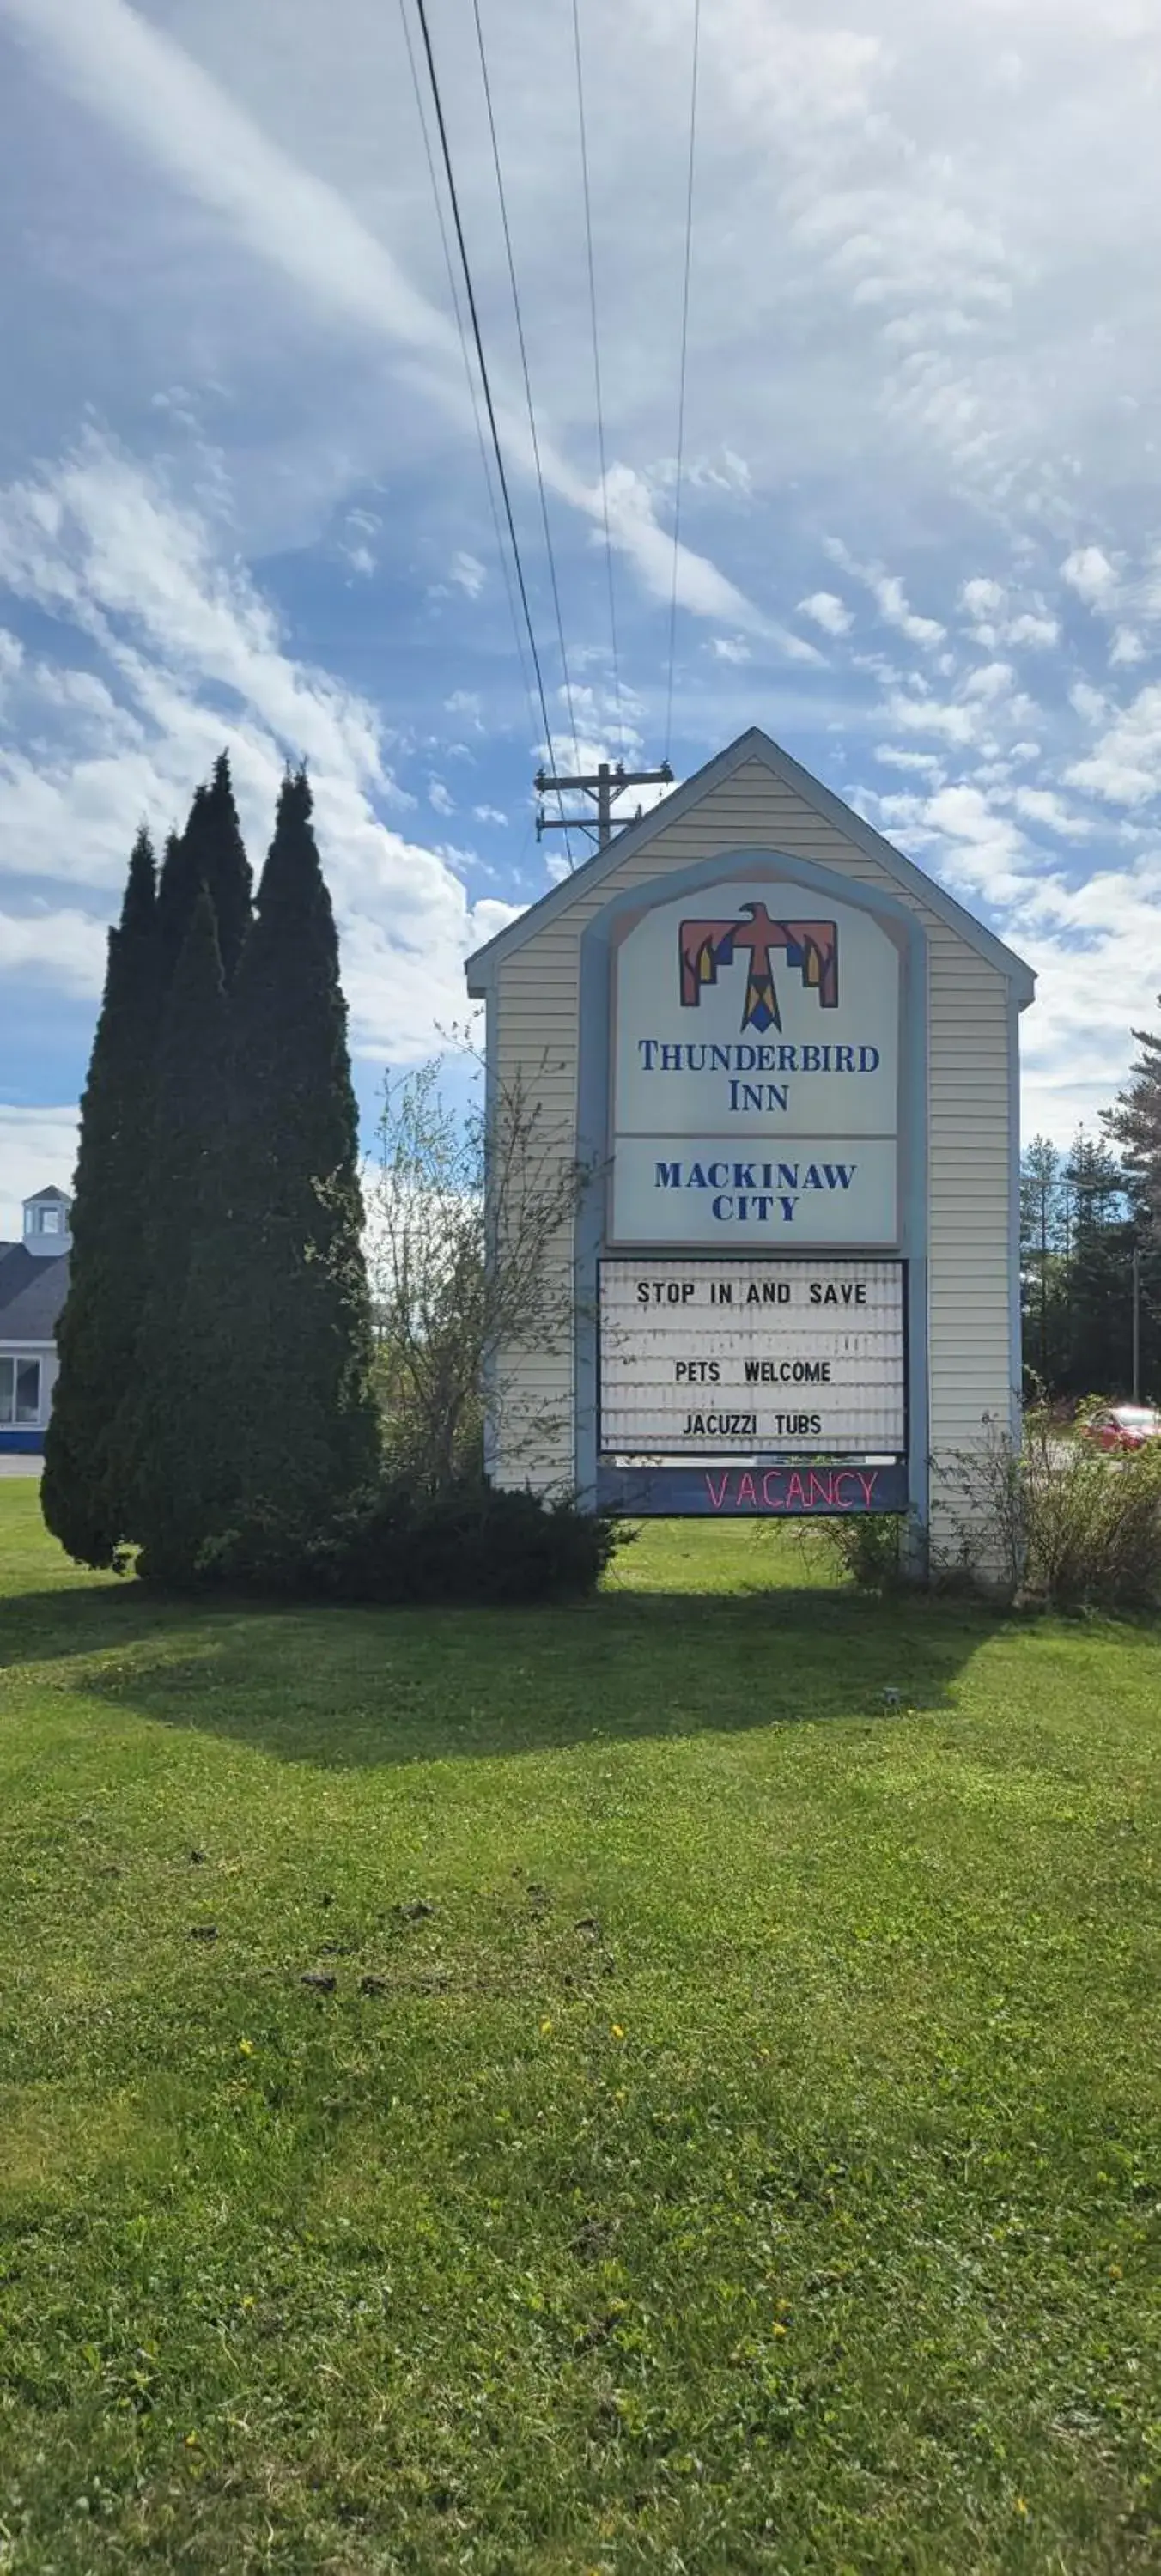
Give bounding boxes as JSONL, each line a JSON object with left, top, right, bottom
{"left": 1133, "top": 1242, "right": 1141, "bottom": 1402}
{"left": 535, "top": 757, "right": 673, "bottom": 855}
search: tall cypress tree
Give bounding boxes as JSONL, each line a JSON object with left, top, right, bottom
{"left": 155, "top": 823, "right": 202, "bottom": 987}
{"left": 125, "top": 887, "right": 233, "bottom": 1581}
{"left": 179, "top": 752, "right": 253, "bottom": 982}
{"left": 43, "top": 829, "right": 161, "bottom": 1565}
{"left": 213, "top": 766, "right": 380, "bottom": 1529}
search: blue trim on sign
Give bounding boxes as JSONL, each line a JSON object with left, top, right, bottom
{"left": 574, "top": 847, "right": 930, "bottom": 1528}
{"left": 0, "top": 1430, "right": 45, "bottom": 1454}
{"left": 598, "top": 1460, "right": 909, "bottom": 1517}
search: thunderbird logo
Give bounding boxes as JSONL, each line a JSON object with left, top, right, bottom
{"left": 678, "top": 902, "right": 838, "bottom": 1034}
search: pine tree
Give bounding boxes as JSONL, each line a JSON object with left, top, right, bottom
{"left": 126, "top": 887, "right": 234, "bottom": 1580}
{"left": 1019, "top": 1135, "right": 1067, "bottom": 1391}
{"left": 42, "top": 829, "right": 161, "bottom": 1565}
{"left": 1062, "top": 1131, "right": 1134, "bottom": 1395}
{"left": 212, "top": 767, "right": 380, "bottom": 1531}
{"left": 1104, "top": 1008, "right": 1161, "bottom": 1236}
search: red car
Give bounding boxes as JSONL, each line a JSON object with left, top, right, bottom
{"left": 1082, "top": 1404, "right": 1161, "bottom": 1453}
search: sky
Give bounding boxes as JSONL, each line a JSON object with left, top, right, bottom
{"left": 2, "top": 0, "right": 1161, "bottom": 1231}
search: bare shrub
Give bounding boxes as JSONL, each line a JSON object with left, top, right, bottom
{"left": 365, "top": 1056, "right": 587, "bottom": 1490}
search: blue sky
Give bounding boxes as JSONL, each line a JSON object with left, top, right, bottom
{"left": 3, "top": 0, "right": 1161, "bottom": 1230}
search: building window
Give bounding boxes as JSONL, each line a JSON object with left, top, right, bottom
{"left": 0, "top": 1358, "right": 40, "bottom": 1425}
{"left": 36, "top": 1208, "right": 63, "bottom": 1236}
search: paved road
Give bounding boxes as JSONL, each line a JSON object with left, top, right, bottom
{"left": 0, "top": 1455, "right": 42, "bottom": 1477}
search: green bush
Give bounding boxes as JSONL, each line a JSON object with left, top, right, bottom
{"left": 186, "top": 1476, "right": 625, "bottom": 1607}
{"left": 811, "top": 1509, "right": 907, "bottom": 1594}
{"left": 934, "top": 1408, "right": 1161, "bottom": 1609}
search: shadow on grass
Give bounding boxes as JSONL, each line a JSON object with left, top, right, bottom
{"left": 0, "top": 1572, "right": 1007, "bottom": 1767}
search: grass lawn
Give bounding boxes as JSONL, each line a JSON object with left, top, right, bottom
{"left": 0, "top": 1485, "right": 1158, "bottom": 2575}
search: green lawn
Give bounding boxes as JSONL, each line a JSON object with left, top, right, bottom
{"left": 0, "top": 1485, "right": 1158, "bottom": 2575}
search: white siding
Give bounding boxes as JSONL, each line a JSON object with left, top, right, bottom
{"left": 487, "top": 758, "right": 1016, "bottom": 1549}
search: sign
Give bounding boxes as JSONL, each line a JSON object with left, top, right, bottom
{"left": 599, "top": 1257, "right": 905, "bottom": 1456}
{"left": 610, "top": 878, "right": 902, "bottom": 1247}
{"left": 595, "top": 1460, "right": 910, "bottom": 1516}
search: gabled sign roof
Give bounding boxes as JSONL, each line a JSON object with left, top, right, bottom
{"left": 465, "top": 726, "right": 1036, "bottom": 1003}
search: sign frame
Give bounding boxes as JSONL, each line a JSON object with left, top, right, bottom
{"left": 596, "top": 1253, "right": 909, "bottom": 1465}
{"left": 574, "top": 847, "right": 929, "bottom": 1525}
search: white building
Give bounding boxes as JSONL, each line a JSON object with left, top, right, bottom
{"left": 0, "top": 1186, "right": 71, "bottom": 1452}
{"left": 466, "top": 727, "right": 1034, "bottom": 1562}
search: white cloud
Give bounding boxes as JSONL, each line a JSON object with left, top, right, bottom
{"left": 10, "top": 0, "right": 1161, "bottom": 1152}
{"left": 599, "top": 465, "right": 813, "bottom": 650}
{"left": 710, "top": 636, "right": 751, "bottom": 663}
{"left": 959, "top": 580, "right": 1058, "bottom": 651}
{"left": 1, "top": 0, "right": 456, "bottom": 360}
{"left": 472, "top": 804, "right": 507, "bottom": 825}
{"left": 923, "top": 782, "right": 1028, "bottom": 902}
{"left": 1061, "top": 545, "right": 1121, "bottom": 611}
{"left": 873, "top": 744, "right": 945, "bottom": 778}
{"left": 449, "top": 551, "right": 485, "bottom": 600}
{"left": 0, "top": 0, "right": 777, "bottom": 651}
{"left": 688, "top": 449, "right": 753, "bottom": 496}
{"left": 872, "top": 574, "right": 945, "bottom": 647}
{"left": 0, "top": 908, "right": 106, "bottom": 991}
{"left": 428, "top": 777, "right": 455, "bottom": 815}
{"left": 959, "top": 577, "right": 1004, "bottom": 623}
{"left": 1066, "top": 682, "right": 1161, "bottom": 806}
{"left": 963, "top": 660, "right": 1016, "bottom": 702}
{"left": 0, "top": 437, "right": 388, "bottom": 791}
{"left": 797, "top": 590, "right": 853, "bottom": 636}
{"left": 0, "top": 440, "right": 509, "bottom": 1083}
{"left": 1012, "top": 787, "right": 1091, "bottom": 840}
{"left": 444, "top": 690, "right": 483, "bottom": 729}
{"left": 1005, "top": 611, "right": 1059, "bottom": 649}
{"left": 826, "top": 541, "right": 945, "bottom": 646}
{"left": 883, "top": 690, "right": 977, "bottom": 745}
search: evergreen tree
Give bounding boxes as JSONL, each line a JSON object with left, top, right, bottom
{"left": 1104, "top": 1006, "right": 1161, "bottom": 1235}
{"left": 125, "top": 887, "right": 233, "bottom": 1580}
{"left": 42, "top": 829, "right": 161, "bottom": 1565}
{"left": 1062, "top": 1131, "right": 1134, "bottom": 1395}
{"left": 180, "top": 752, "right": 253, "bottom": 981}
{"left": 209, "top": 766, "right": 380, "bottom": 1531}
{"left": 155, "top": 823, "right": 202, "bottom": 986}
{"left": 1019, "top": 1135, "right": 1067, "bottom": 1390}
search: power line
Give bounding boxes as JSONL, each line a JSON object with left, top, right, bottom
{"left": 665, "top": 0, "right": 701, "bottom": 767}
{"left": 470, "top": 0, "right": 582, "bottom": 791}
{"left": 396, "top": 0, "right": 538, "bottom": 755}
{"left": 408, "top": 0, "right": 567, "bottom": 822}
{"left": 571, "top": 0, "right": 624, "bottom": 757}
